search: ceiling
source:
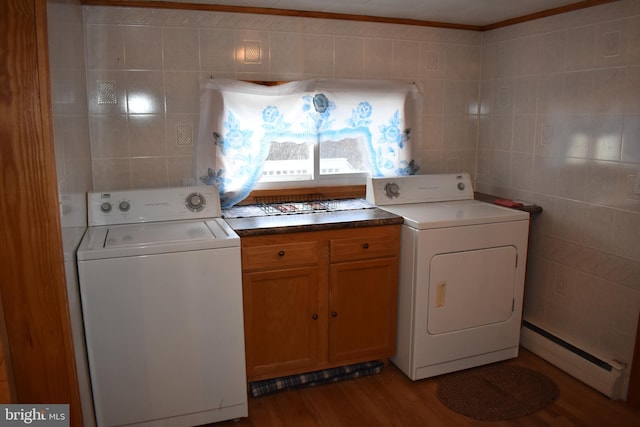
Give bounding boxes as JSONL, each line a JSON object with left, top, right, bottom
{"left": 152, "top": 0, "right": 612, "bottom": 28}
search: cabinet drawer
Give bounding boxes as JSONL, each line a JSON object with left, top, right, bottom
{"left": 242, "top": 241, "right": 319, "bottom": 271}
{"left": 330, "top": 227, "right": 399, "bottom": 262}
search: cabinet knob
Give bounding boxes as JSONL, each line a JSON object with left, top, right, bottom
{"left": 312, "top": 314, "right": 318, "bottom": 320}
{"left": 278, "top": 250, "right": 285, "bottom": 257}
{"left": 331, "top": 311, "right": 338, "bottom": 317}
{"left": 363, "top": 243, "right": 369, "bottom": 249}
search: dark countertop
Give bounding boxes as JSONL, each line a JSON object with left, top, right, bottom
{"left": 224, "top": 207, "right": 404, "bottom": 237}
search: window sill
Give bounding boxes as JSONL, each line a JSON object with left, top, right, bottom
{"left": 238, "top": 184, "right": 366, "bottom": 205}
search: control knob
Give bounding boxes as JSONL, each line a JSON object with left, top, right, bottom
{"left": 185, "top": 192, "right": 206, "bottom": 212}
{"left": 384, "top": 182, "right": 400, "bottom": 199}
{"left": 100, "top": 202, "right": 112, "bottom": 213}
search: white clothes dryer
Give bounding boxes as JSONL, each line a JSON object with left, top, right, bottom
{"left": 77, "top": 187, "right": 247, "bottom": 427}
{"left": 366, "top": 173, "right": 530, "bottom": 380}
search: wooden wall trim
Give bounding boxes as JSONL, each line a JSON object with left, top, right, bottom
{"left": 0, "top": 0, "right": 82, "bottom": 424}
{"left": 80, "top": 0, "right": 483, "bottom": 31}
{"left": 482, "top": 0, "right": 622, "bottom": 31}
{"left": 80, "top": 0, "right": 622, "bottom": 31}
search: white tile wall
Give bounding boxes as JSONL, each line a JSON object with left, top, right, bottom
{"left": 478, "top": 0, "right": 640, "bottom": 398}
{"left": 84, "top": 5, "right": 482, "bottom": 190}
{"left": 83, "top": 0, "right": 640, "bottom": 398}
{"left": 48, "top": 0, "right": 92, "bottom": 232}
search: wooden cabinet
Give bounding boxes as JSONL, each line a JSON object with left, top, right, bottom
{"left": 241, "top": 225, "right": 400, "bottom": 381}
{"left": 242, "top": 266, "right": 322, "bottom": 378}
{"left": 329, "top": 258, "right": 398, "bottom": 362}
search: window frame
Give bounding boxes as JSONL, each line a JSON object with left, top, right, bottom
{"left": 255, "top": 135, "right": 370, "bottom": 190}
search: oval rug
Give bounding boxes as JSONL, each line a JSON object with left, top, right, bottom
{"left": 436, "top": 364, "right": 559, "bottom": 421}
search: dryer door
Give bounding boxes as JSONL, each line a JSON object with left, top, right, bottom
{"left": 427, "top": 245, "right": 517, "bottom": 335}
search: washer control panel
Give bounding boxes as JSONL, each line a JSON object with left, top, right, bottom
{"left": 88, "top": 186, "right": 222, "bottom": 226}
{"left": 366, "top": 173, "right": 474, "bottom": 206}
{"left": 384, "top": 182, "right": 400, "bottom": 199}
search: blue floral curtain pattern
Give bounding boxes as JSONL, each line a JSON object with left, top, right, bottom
{"left": 196, "top": 79, "right": 422, "bottom": 207}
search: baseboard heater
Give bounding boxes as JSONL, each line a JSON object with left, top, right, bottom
{"left": 520, "top": 321, "right": 626, "bottom": 400}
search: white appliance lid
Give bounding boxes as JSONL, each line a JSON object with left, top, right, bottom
{"left": 379, "top": 200, "right": 529, "bottom": 229}
{"left": 104, "top": 221, "right": 214, "bottom": 249}
{"left": 77, "top": 219, "right": 239, "bottom": 260}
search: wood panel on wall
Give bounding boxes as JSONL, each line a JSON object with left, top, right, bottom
{"left": 0, "top": 0, "right": 82, "bottom": 425}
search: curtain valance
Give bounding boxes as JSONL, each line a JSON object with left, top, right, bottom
{"left": 196, "top": 78, "right": 422, "bottom": 207}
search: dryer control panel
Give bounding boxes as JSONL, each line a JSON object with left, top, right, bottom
{"left": 88, "top": 186, "right": 222, "bottom": 226}
{"left": 366, "top": 173, "right": 474, "bottom": 206}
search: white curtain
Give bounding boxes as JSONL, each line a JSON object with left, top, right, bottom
{"left": 196, "top": 78, "right": 422, "bottom": 207}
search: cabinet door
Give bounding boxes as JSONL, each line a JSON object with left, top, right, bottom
{"left": 329, "top": 258, "right": 398, "bottom": 363}
{"left": 243, "top": 266, "right": 322, "bottom": 380}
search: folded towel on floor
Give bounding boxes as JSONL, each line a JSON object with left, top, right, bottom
{"left": 249, "top": 360, "right": 384, "bottom": 397}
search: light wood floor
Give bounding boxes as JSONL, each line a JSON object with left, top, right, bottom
{"left": 214, "top": 348, "right": 640, "bottom": 427}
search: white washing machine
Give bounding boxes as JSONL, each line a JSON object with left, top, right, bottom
{"left": 366, "top": 173, "right": 530, "bottom": 380}
{"left": 77, "top": 187, "right": 247, "bottom": 427}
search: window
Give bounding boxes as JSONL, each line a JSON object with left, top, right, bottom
{"left": 258, "top": 134, "right": 370, "bottom": 185}
{"left": 197, "top": 79, "right": 421, "bottom": 207}
{"left": 261, "top": 141, "right": 313, "bottom": 182}
{"left": 319, "top": 136, "right": 370, "bottom": 175}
